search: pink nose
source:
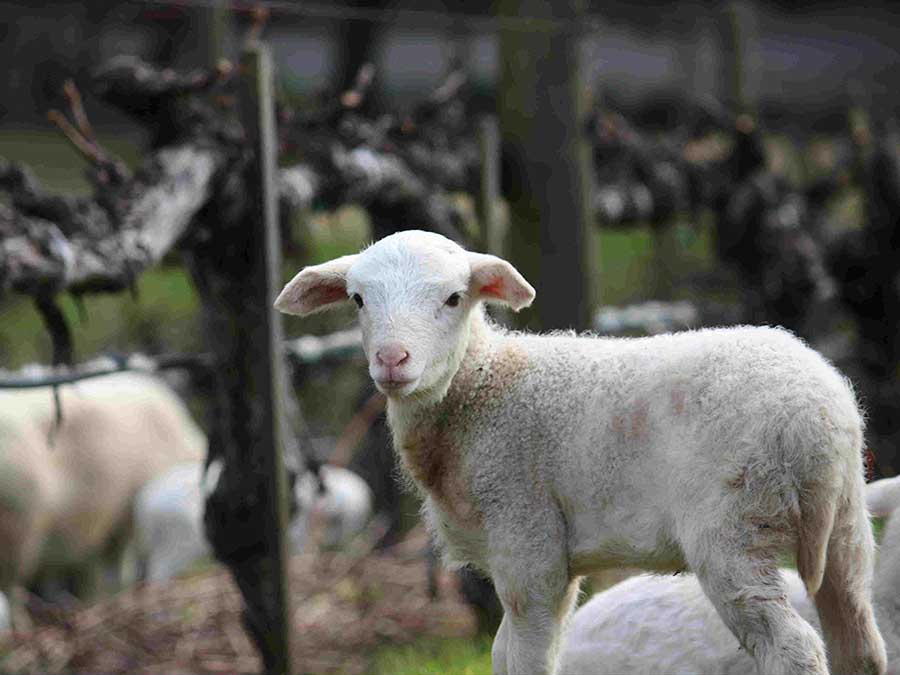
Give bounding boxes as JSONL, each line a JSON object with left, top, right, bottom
{"left": 376, "top": 345, "right": 410, "bottom": 368}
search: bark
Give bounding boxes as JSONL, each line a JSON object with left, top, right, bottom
{"left": 0, "top": 147, "right": 222, "bottom": 297}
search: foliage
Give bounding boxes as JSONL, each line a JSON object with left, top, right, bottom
{"left": 373, "top": 635, "right": 493, "bottom": 675}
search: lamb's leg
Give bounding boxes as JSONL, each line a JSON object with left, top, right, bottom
{"left": 492, "top": 613, "right": 510, "bottom": 675}
{"left": 4, "top": 586, "right": 30, "bottom": 633}
{"left": 490, "top": 560, "right": 579, "bottom": 675}
{"left": 101, "top": 525, "right": 139, "bottom": 591}
{"left": 685, "top": 535, "right": 828, "bottom": 675}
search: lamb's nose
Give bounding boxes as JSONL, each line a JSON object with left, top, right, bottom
{"left": 376, "top": 345, "right": 410, "bottom": 368}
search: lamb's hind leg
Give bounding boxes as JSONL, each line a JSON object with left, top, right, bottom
{"left": 685, "top": 533, "right": 828, "bottom": 675}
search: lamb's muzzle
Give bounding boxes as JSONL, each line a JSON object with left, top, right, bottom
{"left": 276, "top": 230, "right": 886, "bottom": 675}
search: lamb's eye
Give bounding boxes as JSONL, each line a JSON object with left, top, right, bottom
{"left": 352, "top": 293, "right": 364, "bottom": 309}
{"left": 445, "top": 292, "right": 462, "bottom": 308}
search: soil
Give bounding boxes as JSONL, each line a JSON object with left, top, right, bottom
{"left": 0, "top": 530, "right": 476, "bottom": 674}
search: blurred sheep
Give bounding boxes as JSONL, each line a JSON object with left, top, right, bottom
{"left": 135, "top": 461, "right": 373, "bottom": 582}
{"left": 0, "top": 372, "right": 206, "bottom": 627}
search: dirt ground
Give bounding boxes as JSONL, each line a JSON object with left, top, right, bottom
{"left": 0, "top": 530, "right": 476, "bottom": 675}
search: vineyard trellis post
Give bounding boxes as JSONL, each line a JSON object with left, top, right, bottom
{"left": 238, "top": 39, "right": 294, "bottom": 675}
{"left": 498, "top": 0, "right": 597, "bottom": 331}
{"left": 187, "top": 39, "right": 295, "bottom": 674}
{"left": 477, "top": 115, "right": 503, "bottom": 256}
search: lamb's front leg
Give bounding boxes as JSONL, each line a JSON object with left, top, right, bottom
{"left": 492, "top": 613, "right": 510, "bottom": 675}
{"left": 488, "top": 529, "right": 580, "bottom": 675}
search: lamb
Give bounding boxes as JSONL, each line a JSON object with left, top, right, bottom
{"left": 558, "top": 475, "right": 900, "bottom": 675}
{"left": 275, "top": 229, "right": 886, "bottom": 675}
{"left": 135, "top": 461, "right": 373, "bottom": 581}
{"left": 0, "top": 372, "right": 205, "bottom": 622}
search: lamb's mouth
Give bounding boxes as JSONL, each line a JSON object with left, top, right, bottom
{"left": 374, "top": 377, "right": 418, "bottom": 396}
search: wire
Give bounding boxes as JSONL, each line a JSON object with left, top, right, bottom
{"left": 127, "top": 0, "right": 605, "bottom": 34}
{"left": 0, "top": 352, "right": 215, "bottom": 389}
{"left": 0, "top": 328, "right": 364, "bottom": 389}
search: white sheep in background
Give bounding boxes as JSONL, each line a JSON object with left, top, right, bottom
{"left": 134, "top": 462, "right": 207, "bottom": 582}
{"left": 558, "top": 475, "right": 900, "bottom": 675}
{"left": 0, "top": 372, "right": 206, "bottom": 625}
{"left": 275, "top": 230, "right": 886, "bottom": 675}
{"left": 135, "top": 461, "right": 373, "bottom": 581}
{"left": 0, "top": 591, "right": 10, "bottom": 633}
{"left": 294, "top": 464, "right": 374, "bottom": 549}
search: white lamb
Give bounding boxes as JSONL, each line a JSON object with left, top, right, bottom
{"left": 558, "top": 475, "right": 900, "bottom": 675}
{"left": 275, "top": 230, "right": 886, "bottom": 675}
{"left": 0, "top": 372, "right": 206, "bottom": 623}
{"left": 135, "top": 461, "right": 373, "bottom": 581}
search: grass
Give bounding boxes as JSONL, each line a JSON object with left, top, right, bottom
{"left": 373, "top": 635, "right": 493, "bottom": 675}
{"left": 0, "top": 127, "right": 144, "bottom": 194}
{"left": 0, "top": 265, "right": 202, "bottom": 368}
{"left": 597, "top": 220, "right": 717, "bottom": 306}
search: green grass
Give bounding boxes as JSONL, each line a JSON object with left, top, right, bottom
{"left": 0, "top": 265, "right": 201, "bottom": 368}
{"left": 373, "top": 635, "right": 493, "bottom": 675}
{"left": 597, "top": 220, "right": 717, "bottom": 306}
{"left": 0, "top": 127, "right": 144, "bottom": 194}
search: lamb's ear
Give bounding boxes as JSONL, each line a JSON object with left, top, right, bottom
{"left": 467, "top": 252, "right": 536, "bottom": 311}
{"left": 274, "top": 254, "right": 359, "bottom": 316}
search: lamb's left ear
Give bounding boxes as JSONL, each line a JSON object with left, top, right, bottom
{"left": 467, "top": 252, "right": 536, "bottom": 311}
{"left": 274, "top": 254, "right": 359, "bottom": 316}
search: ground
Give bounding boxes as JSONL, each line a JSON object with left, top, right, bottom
{"left": 0, "top": 528, "right": 484, "bottom": 675}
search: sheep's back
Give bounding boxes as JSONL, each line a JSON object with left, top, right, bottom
{"left": 0, "top": 373, "right": 206, "bottom": 578}
{"left": 559, "top": 570, "right": 814, "bottom": 675}
{"left": 464, "top": 326, "right": 862, "bottom": 568}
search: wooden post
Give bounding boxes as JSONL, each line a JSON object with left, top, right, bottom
{"left": 238, "top": 41, "right": 293, "bottom": 675}
{"left": 190, "top": 40, "right": 295, "bottom": 675}
{"left": 725, "top": 1, "right": 758, "bottom": 115}
{"left": 204, "top": 0, "right": 229, "bottom": 66}
{"left": 498, "top": 1, "right": 596, "bottom": 331}
{"left": 477, "top": 115, "right": 503, "bottom": 256}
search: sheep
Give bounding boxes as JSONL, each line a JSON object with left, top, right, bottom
{"left": 134, "top": 462, "right": 207, "bottom": 582}
{"left": 274, "top": 229, "right": 886, "bottom": 675}
{"left": 135, "top": 461, "right": 373, "bottom": 581}
{"left": 558, "top": 475, "right": 900, "bottom": 675}
{"left": 297, "top": 464, "right": 374, "bottom": 549}
{"left": 0, "top": 591, "right": 10, "bottom": 633}
{"left": 0, "top": 372, "right": 205, "bottom": 623}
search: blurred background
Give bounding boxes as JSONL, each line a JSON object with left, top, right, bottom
{"left": 2, "top": 1, "right": 900, "bottom": 673}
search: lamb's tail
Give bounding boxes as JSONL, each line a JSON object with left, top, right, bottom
{"left": 796, "top": 492, "right": 837, "bottom": 597}
{"left": 804, "top": 464, "right": 887, "bottom": 674}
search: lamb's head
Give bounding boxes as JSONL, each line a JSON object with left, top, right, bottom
{"left": 275, "top": 230, "right": 535, "bottom": 399}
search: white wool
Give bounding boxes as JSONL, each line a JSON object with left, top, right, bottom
{"left": 0, "top": 372, "right": 206, "bottom": 624}
{"left": 135, "top": 463, "right": 373, "bottom": 581}
{"left": 135, "top": 462, "right": 208, "bottom": 582}
{"left": 276, "top": 230, "right": 886, "bottom": 675}
{"left": 559, "top": 476, "right": 900, "bottom": 675}
{"left": 0, "top": 591, "right": 10, "bottom": 633}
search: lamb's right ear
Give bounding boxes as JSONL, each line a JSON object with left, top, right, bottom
{"left": 274, "top": 254, "right": 359, "bottom": 316}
